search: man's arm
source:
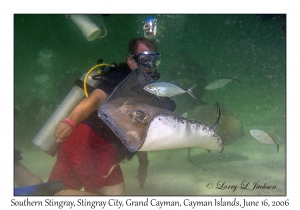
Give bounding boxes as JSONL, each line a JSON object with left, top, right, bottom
{"left": 55, "top": 89, "right": 108, "bottom": 141}
{"left": 136, "top": 151, "right": 149, "bottom": 189}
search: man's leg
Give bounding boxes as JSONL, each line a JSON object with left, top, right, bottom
{"left": 14, "top": 162, "right": 44, "bottom": 187}
{"left": 95, "top": 182, "right": 126, "bottom": 195}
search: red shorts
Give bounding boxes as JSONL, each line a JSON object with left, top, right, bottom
{"left": 48, "top": 124, "right": 124, "bottom": 192}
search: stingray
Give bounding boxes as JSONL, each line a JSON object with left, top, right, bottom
{"left": 98, "top": 68, "right": 224, "bottom": 153}
{"left": 192, "top": 105, "right": 244, "bottom": 146}
{"left": 185, "top": 104, "right": 243, "bottom": 170}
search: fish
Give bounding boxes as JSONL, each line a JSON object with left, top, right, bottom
{"left": 205, "top": 78, "right": 240, "bottom": 90}
{"left": 143, "top": 82, "right": 197, "bottom": 99}
{"left": 249, "top": 129, "right": 279, "bottom": 152}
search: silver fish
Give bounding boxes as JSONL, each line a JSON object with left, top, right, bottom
{"left": 205, "top": 78, "right": 240, "bottom": 90}
{"left": 249, "top": 129, "right": 279, "bottom": 152}
{"left": 144, "top": 82, "right": 197, "bottom": 99}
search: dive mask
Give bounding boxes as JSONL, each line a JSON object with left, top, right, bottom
{"left": 132, "top": 51, "right": 161, "bottom": 69}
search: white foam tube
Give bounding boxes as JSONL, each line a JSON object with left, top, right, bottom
{"left": 32, "top": 72, "right": 100, "bottom": 156}
{"left": 139, "top": 114, "right": 224, "bottom": 152}
{"left": 70, "top": 15, "right": 101, "bottom": 41}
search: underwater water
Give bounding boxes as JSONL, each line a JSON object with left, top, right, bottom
{"left": 14, "top": 14, "right": 286, "bottom": 195}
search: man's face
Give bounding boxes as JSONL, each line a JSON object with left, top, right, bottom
{"left": 127, "top": 43, "right": 157, "bottom": 74}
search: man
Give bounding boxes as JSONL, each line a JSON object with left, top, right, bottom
{"left": 49, "top": 38, "right": 162, "bottom": 195}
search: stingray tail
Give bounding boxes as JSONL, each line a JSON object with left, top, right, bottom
{"left": 232, "top": 78, "right": 241, "bottom": 83}
{"left": 232, "top": 75, "right": 241, "bottom": 83}
{"left": 186, "top": 84, "right": 197, "bottom": 99}
{"left": 212, "top": 101, "right": 221, "bottom": 129}
{"left": 188, "top": 147, "right": 207, "bottom": 171}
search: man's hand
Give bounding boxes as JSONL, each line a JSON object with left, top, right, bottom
{"left": 55, "top": 121, "right": 73, "bottom": 142}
